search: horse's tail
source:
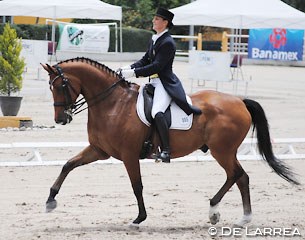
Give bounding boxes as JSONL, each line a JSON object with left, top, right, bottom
{"left": 243, "top": 98, "right": 299, "bottom": 185}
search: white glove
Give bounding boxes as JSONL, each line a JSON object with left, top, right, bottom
{"left": 116, "top": 65, "right": 131, "bottom": 73}
{"left": 120, "top": 65, "right": 131, "bottom": 70}
{"left": 121, "top": 69, "right": 135, "bottom": 79}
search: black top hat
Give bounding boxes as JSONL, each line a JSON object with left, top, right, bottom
{"left": 155, "top": 7, "right": 174, "bottom": 28}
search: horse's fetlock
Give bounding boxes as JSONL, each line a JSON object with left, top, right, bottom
{"left": 50, "top": 187, "right": 59, "bottom": 197}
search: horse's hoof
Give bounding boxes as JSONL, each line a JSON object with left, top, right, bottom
{"left": 209, "top": 204, "right": 220, "bottom": 225}
{"left": 129, "top": 223, "right": 140, "bottom": 230}
{"left": 209, "top": 212, "right": 220, "bottom": 225}
{"left": 46, "top": 200, "right": 57, "bottom": 213}
{"left": 234, "top": 214, "right": 252, "bottom": 227}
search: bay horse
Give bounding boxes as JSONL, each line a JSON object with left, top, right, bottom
{"left": 41, "top": 57, "right": 299, "bottom": 227}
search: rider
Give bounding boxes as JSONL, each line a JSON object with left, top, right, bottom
{"left": 120, "top": 7, "right": 202, "bottom": 163}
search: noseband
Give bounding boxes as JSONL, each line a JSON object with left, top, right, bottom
{"left": 49, "top": 64, "right": 124, "bottom": 117}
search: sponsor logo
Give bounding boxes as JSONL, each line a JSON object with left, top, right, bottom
{"left": 248, "top": 28, "right": 304, "bottom": 61}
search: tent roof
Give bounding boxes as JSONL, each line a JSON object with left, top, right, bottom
{"left": 170, "top": 0, "right": 305, "bottom": 29}
{"left": 0, "top": 0, "right": 122, "bottom": 20}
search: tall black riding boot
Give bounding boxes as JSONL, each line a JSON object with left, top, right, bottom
{"left": 154, "top": 112, "right": 170, "bottom": 163}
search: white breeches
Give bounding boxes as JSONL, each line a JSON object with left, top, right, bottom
{"left": 150, "top": 78, "right": 172, "bottom": 118}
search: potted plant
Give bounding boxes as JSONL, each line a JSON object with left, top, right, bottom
{"left": 0, "top": 23, "right": 25, "bottom": 116}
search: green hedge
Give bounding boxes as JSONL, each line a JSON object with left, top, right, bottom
{"left": 0, "top": 24, "right": 222, "bottom": 52}
{"left": 110, "top": 27, "right": 152, "bottom": 52}
{"left": 0, "top": 24, "right": 54, "bottom": 41}
{"left": 0, "top": 24, "right": 152, "bottom": 52}
{"left": 176, "top": 39, "right": 222, "bottom": 51}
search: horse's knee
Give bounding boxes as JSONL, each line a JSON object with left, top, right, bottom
{"left": 62, "top": 160, "right": 78, "bottom": 173}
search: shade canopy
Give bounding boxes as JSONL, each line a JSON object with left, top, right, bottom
{"left": 0, "top": 0, "right": 123, "bottom": 52}
{"left": 0, "top": 0, "right": 122, "bottom": 21}
{"left": 170, "top": 0, "right": 305, "bottom": 29}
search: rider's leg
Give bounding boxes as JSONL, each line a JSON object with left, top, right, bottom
{"left": 154, "top": 112, "right": 170, "bottom": 163}
{"left": 151, "top": 78, "right": 172, "bottom": 163}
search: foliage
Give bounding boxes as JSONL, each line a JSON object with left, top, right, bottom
{"left": 123, "top": 27, "right": 152, "bottom": 52}
{"left": 281, "top": 0, "right": 305, "bottom": 12}
{"left": 102, "top": 0, "right": 189, "bottom": 30}
{"left": 0, "top": 24, "right": 55, "bottom": 41}
{"left": 0, "top": 23, "right": 25, "bottom": 96}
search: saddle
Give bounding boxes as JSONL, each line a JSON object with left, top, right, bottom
{"left": 137, "top": 84, "right": 193, "bottom": 159}
{"left": 136, "top": 84, "right": 193, "bottom": 130}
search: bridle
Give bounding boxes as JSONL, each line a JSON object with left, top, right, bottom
{"left": 48, "top": 64, "right": 124, "bottom": 118}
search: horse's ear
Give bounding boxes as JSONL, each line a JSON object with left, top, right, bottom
{"left": 41, "top": 63, "right": 55, "bottom": 74}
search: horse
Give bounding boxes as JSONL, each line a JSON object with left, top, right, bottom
{"left": 41, "top": 57, "right": 299, "bottom": 227}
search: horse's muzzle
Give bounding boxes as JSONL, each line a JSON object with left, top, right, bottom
{"left": 55, "top": 111, "right": 73, "bottom": 125}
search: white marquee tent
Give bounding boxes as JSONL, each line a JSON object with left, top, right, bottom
{"left": 0, "top": 0, "right": 123, "bottom": 51}
{"left": 171, "top": 0, "right": 305, "bottom": 90}
{"left": 170, "top": 0, "right": 305, "bottom": 29}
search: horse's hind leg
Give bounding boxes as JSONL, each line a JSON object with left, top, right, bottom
{"left": 209, "top": 153, "right": 244, "bottom": 225}
{"left": 235, "top": 171, "right": 252, "bottom": 226}
{"left": 46, "top": 145, "right": 106, "bottom": 212}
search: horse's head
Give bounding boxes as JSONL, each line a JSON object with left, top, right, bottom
{"left": 41, "top": 63, "right": 81, "bottom": 125}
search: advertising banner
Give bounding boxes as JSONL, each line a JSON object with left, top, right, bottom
{"left": 248, "top": 28, "right": 304, "bottom": 61}
{"left": 57, "top": 23, "right": 110, "bottom": 53}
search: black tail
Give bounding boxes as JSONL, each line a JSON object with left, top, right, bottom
{"left": 243, "top": 99, "right": 299, "bottom": 185}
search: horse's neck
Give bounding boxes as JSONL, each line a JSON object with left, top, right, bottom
{"left": 80, "top": 71, "right": 119, "bottom": 99}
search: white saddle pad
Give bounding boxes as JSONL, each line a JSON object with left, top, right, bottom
{"left": 136, "top": 85, "right": 193, "bottom": 130}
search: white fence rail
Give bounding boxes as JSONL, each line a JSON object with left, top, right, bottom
{"left": 0, "top": 138, "right": 304, "bottom": 167}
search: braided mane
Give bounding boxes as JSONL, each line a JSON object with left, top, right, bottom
{"left": 57, "top": 57, "right": 119, "bottom": 78}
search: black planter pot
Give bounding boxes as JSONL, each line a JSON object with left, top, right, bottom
{"left": 0, "top": 96, "right": 23, "bottom": 116}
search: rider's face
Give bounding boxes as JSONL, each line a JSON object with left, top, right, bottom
{"left": 152, "top": 16, "right": 168, "bottom": 33}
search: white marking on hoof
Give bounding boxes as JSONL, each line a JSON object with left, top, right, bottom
{"left": 45, "top": 200, "right": 57, "bottom": 213}
{"left": 234, "top": 214, "right": 252, "bottom": 227}
{"left": 209, "top": 204, "right": 220, "bottom": 225}
{"left": 129, "top": 223, "right": 140, "bottom": 230}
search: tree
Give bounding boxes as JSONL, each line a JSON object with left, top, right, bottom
{"left": 0, "top": 23, "right": 25, "bottom": 96}
{"left": 102, "top": 0, "right": 190, "bottom": 30}
{"left": 281, "top": 0, "right": 305, "bottom": 12}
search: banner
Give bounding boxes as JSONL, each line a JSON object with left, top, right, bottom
{"left": 57, "top": 23, "right": 110, "bottom": 53}
{"left": 248, "top": 28, "right": 304, "bottom": 61}
{"left": 189, "top": 50, "right": 231, "bottom": 82}
{"left": 21, "top": 40, "right": 48, "bottom": 68}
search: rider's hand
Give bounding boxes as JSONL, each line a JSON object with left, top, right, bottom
{"left": 121, "top": 69, "right": 135, "bottom": 79}
{"left": 120, "top": 65, "right": 131, "bottom": 70}
{"left": 116, "top": 65, "right": 131, "bottom": 73}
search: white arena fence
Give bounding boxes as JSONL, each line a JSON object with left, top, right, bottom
{"left": 0, "top": 138, "right": 304, "bottom": 167}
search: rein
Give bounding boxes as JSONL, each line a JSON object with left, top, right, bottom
{"left": 72, "top": 77, "right": 124, "bottom": 115}
{"left": 49, "top": 64, "right": 124, "bottom": 116}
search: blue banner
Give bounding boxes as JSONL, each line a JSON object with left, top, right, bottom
{"left": 248, "top": 29, "right": 304, "bottom": 61}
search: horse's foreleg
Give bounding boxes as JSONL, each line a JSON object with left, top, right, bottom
{"left": 46, "top": 145, "right": 105, "bottom": 212}
{"left": 235, "top": 171, "right": 252, "bottom": 226}
{"left": 123, "top": 159, "right": 147, "bottom": 227}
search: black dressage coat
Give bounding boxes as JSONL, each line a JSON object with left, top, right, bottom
{"left": 131, "top": 32, "right": 196, "bottom": 116}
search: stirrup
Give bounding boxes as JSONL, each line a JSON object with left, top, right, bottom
{"left": 160, "top": 151, "right": 170, "bottom": 163}
{"left": 152, "top": 150, "right": 171, "bottom": 163}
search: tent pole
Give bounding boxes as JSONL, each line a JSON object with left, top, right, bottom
{"left": 189, "top": 25, "right": 194, "bottom": 50}
{"left": 51, "top": 6, "right": 56, "bottom": 62}
{"left": 120, "top": 20, "right": 123, "bottom": 53}
{"left": 188, "top": 0, "right": 195, "bottom": 50}
{"left": 115, "top": 22, "right": 118, "bottom": 53}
